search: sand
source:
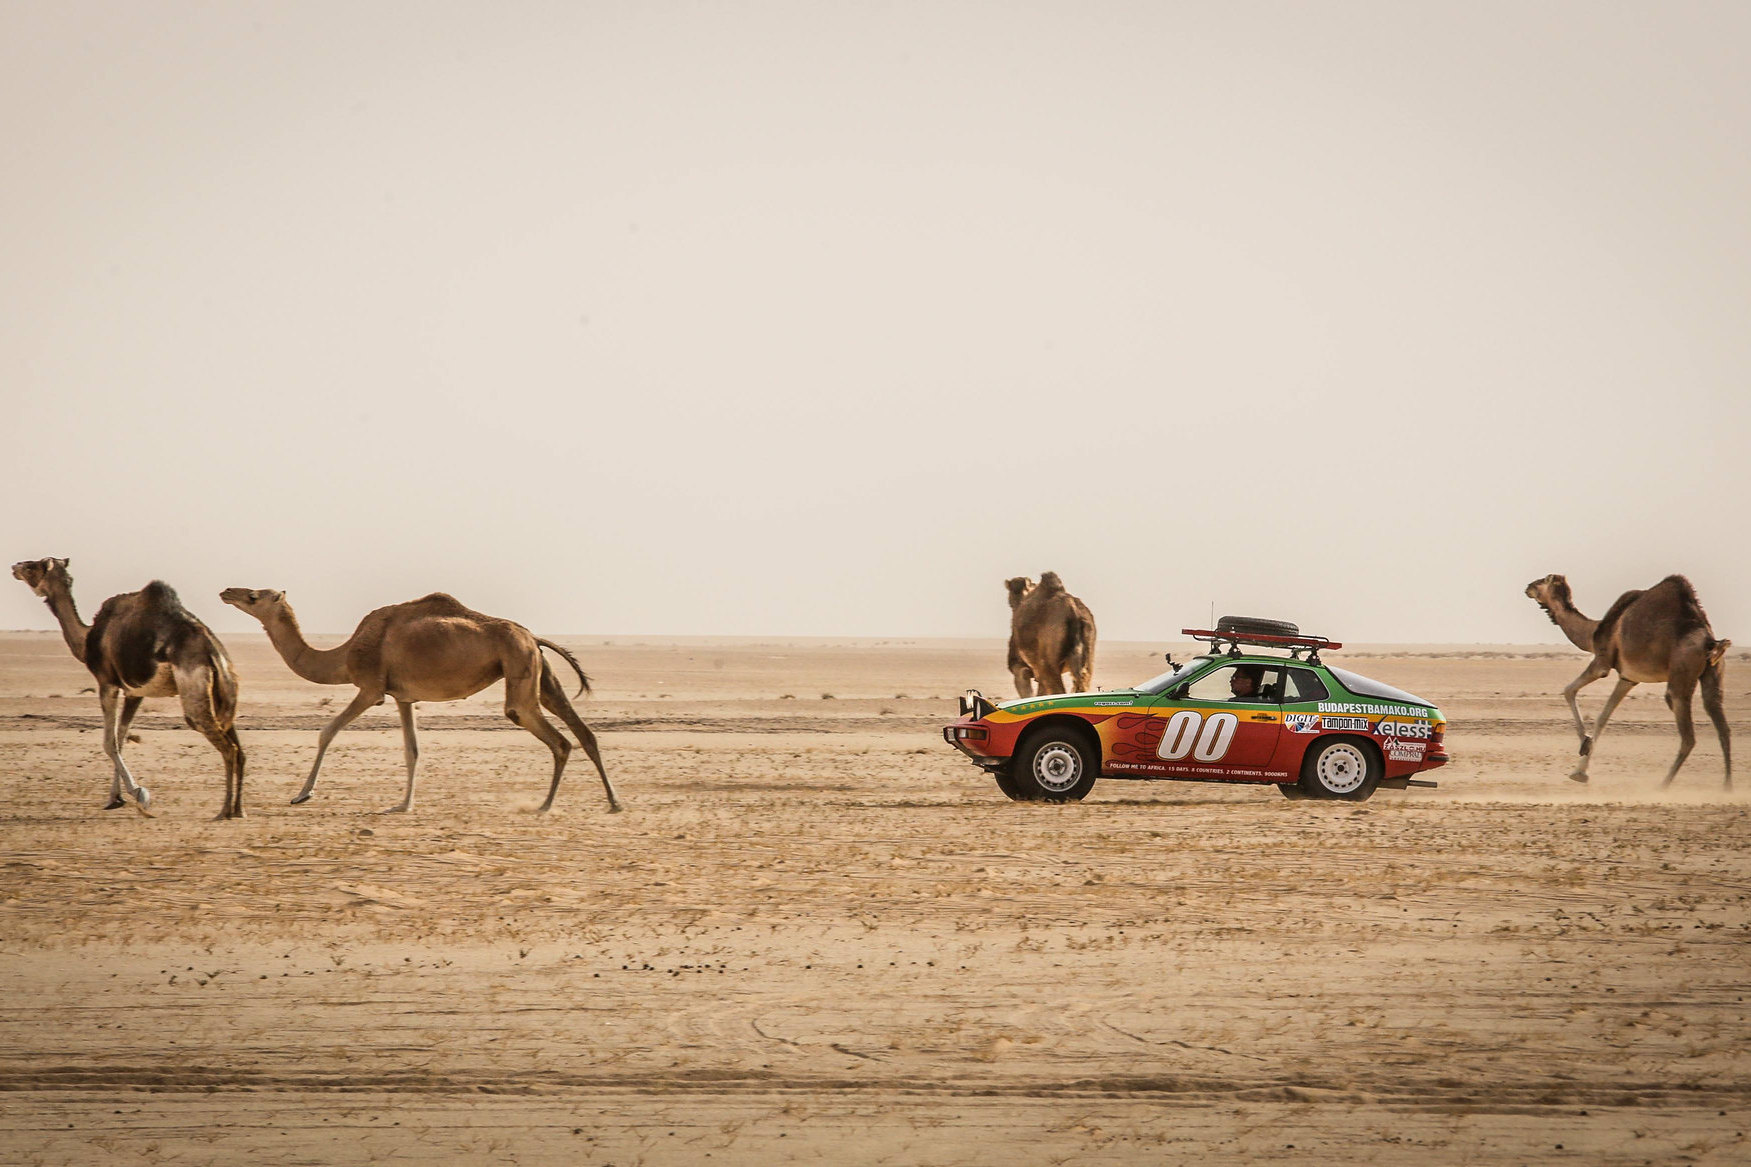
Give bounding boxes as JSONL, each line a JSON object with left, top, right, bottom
{"left": 1, "top": 632, "right": 1747, "bottom": 1165}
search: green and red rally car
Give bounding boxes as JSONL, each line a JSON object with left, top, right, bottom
{"left": 944, "top": 617, "right": 1449, "bottom": 803}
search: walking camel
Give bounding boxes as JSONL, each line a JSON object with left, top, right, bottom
{"left": 1005, "top": 572, "right": 1097, "bottom": 697}
{"left": 1525, "top": 573, "right": 1731, "bottom": 786}
{"left": 220, "top": 588, "right": 620, "bottom": 814}
{"left": 12, "top": 559, "right": 245, "bottom": 818}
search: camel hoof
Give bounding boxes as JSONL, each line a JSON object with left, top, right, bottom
{"left": 608, "top": 802, "right": 625, "bottom": 814}
{"left": 1578, "top": 737, "right": 1593, "bottom": 757}
{"left": 378, "top": 806, "right": 410, "bottom": 815}
{"left": 134, "top": 787, "right": 151, "bottom": 811}
{"left": 1567, "top": 771, "right": 1589, "bottom": 784}
{"left": 104, "top": 797, "right": 127, "bottom": 811}
{"left": 290, "top": 792, "right": 311, "bottom": 805}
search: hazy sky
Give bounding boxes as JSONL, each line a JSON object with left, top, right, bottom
{"left": 4, "top": 1, "right": 1747, "bottom": 643}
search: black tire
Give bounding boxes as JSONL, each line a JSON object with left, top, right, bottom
{"left": 1300, "top": 737, "right": 1381, "bottom": 801}
{"left": 993, "top": 767, "right": 1029, "bottom": 801}
{"left": 1217, "top": 615, "right": 1300, "bottom": 638}
{"left": 1276, "top": 783, "right": 1308, "bottom": 800}
{"left": 1011, "top": 728, "right": 1098, "bottom": 802}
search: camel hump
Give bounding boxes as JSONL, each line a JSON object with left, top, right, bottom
{"left": 87, "top": 581, "right": 197, "bottom": 687}
{"left": 408, "top": 592, "right": 474, "bottom": 616}
{"left": 140, "top": 579, "right": 182, "bottom": 610}
{"left": 1038, "top": 571, "right": 1065, "bottom": 592}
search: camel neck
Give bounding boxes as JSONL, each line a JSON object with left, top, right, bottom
{"left": 40, "top": 586, "right": 90, "bottom": 660}
{"left": 262, "top": 605, "right": 352, "bottom": 685}
{"left": 1546, "top": 600, "right": 1599, "bottom": 653}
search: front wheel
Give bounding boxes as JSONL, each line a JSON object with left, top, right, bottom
{"left": 1300, "top": 737, "right": 1381, "bottom": 801}
{"left": 1011, "top": 730, "right": 1098, "bottom": 802}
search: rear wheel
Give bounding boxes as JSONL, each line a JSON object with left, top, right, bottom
{"left": 1276, "top": 783, "right": 1308, "bottom": 800}
{"left": 1300, "top": 737, "right": 1381, "bottom": 801}
{"left": 1011, "top": 729, "right": 1098, "bottom": 802}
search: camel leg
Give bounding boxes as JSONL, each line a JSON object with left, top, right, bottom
{"left": 292, "top": 687, "right": 382, "bottom": 805}
{"left": 98, "top": 686, "right": 151, "bottom": 813}
{"left": 540, "top": 665, "right": 621, "bottom": 812}
{"left": 117, "top": 695, "right": 144, "bottom": 749}
{"left": 1560, "top": 657, "right": 1612, "bottom": 757}
{"left": 383, "top": 700, "right": 420, "bottom": 814}
{"left": 1570, "top": 677, "right": 1635, "bottom": 783}
{"left": 506, "top": 670, "right": 570, "bottom": 813}
{"left": 1700, "top": 665, "right": 1732, "bottom": 789}
{"left": 1011, "top": 666, "right": 1035, "bottom": 699}
{"left": 191, "top": 726, "right": 246, "bottom": 820}
{"left": 1660, "top": 668, "right": 1702, "bottom": 788}
{"left": 176, "top": 665, "right": 246, "bottom": 819}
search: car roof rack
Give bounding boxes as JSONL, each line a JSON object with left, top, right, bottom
{"left": 1180, "top": 627, "right": 1342, "bottom": 664}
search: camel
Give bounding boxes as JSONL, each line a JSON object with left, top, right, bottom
{"left": 1525, "top": 573, "right": 1731, "bottom": 786}
{"left": 11, "top": 559, "right": 245, "bottom": 818}
{"left": 1004, "top": 572, "right": 1097, "bottom": 697}
{"left": 219, "top": 588, "right": 620, "bottom": 814}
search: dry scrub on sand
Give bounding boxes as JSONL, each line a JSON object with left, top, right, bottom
{"left": 1, "top": 634, "right": 1748, "bottom": 1164}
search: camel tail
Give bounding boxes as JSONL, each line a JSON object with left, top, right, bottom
{"left": 536, "top": 638, "right": 591, "bottom": 699}
{"left": 1707, "top": 638, "right": 1731, "bottom": 673}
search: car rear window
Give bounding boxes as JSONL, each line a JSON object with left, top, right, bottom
{"left": 1326, "top": 666, "right": 1431, "bottom": 708}
{"left": 1281, "top": 667, "right": 1329, "bottom": 703}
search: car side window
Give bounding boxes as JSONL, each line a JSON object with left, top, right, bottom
{"left": 1282, "top": 667, "right": 1330, "bottom": 703}
{"left": 1183, "top": 663, "right": 1284, "bottom": 704}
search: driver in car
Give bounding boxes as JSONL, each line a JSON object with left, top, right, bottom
{"left": 1229, "top": 664, "right": 1269, "bottom": 702}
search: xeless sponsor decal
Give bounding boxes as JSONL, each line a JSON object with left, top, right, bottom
{"left": 1322, "top": 716, "right": 1372, "bottom": 731}
{"left": 1285, "top": 713, "right": 1321, "bottom": 734}
{"left": 1377, "top": 719, "right": 1435, "bottom": 740}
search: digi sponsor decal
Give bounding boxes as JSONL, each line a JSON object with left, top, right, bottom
{"left": 1285, "top": 714, "right": 1321, "bottom": 734}
{"left": 1321, "top": 716, "right": 1372, "bottom": 731}
{"left": 1377, "top": 719, "right": 1435, "bottom": 740}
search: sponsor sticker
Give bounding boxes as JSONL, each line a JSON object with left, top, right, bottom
{"left": 1387, "top": 740, "right": 1427, "bottom": 762}
{"left": 1377, "top": 719, "right": 1435, "bottom": 740}
{"left": 1322, "top": 716, "right": 1372, "bottom": 731}
{"left": 1285, "top": 713, "right": 1321, "bottom": 734}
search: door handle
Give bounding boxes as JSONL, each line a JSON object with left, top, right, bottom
{"left": 1250, "top": 714, "right": 1277, "bottom": 722}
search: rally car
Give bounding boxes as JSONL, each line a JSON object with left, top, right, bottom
{"left": 943, "top": 617, "right": 1448, "bottom": 802}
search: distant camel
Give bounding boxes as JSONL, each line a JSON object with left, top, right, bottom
{"left": 1005, "top": 572, "right": 1097, "bottom": 697}
{"left": 1525, "top": 573, "right": 1731, "bottom": 786}
{"left": 12, "top": 559, "right": 244, "bottom": 818}
{"left": 220, "top": 588, "right": 620, "bottom": 814}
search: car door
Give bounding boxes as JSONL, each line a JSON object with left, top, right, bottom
{"left": 1146, "top": 662, "right": 1285, "bottom": 780}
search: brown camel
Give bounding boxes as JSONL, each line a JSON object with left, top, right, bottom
{"left": 1004, "top": 572, "right": 1097, "bottom": 696}
{"left": 220, "top": 588, "right": 620, "bottom": 814}
{"left": 1525, "top": 573, "right": 1731, "bottom": 786}
{"left": 12, "top": 559, "right": 245, "bottom": 818}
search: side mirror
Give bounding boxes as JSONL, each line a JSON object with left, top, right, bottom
{"left": 1166, "top": 684, "right": 1187, "bottom": 700}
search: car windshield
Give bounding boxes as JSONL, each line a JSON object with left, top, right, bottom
{"left": 1326, "top": 666, "right": 1431, "bottom": 707}
{"left": 1133, "top": 657, "right": 1209, "bottom": 695}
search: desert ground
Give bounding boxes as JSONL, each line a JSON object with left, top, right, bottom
{"left": 0, "top": 630, "right": 1747, "bottom": 1165}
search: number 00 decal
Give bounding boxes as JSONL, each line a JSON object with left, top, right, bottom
{"left": 1156, "top": 711, "right": 1239, "bottom": 762}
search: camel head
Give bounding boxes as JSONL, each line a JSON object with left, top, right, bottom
{"left": 1525, "top": 574, "right": 1579, "bottom": 629}
{"left": 1005, "top": 576, "right": 1034, "bottom": 610}
{"left": 220, "top": 587, "right": 288, "bottom": 624}
{"left": 11, "top": 557, "right": 71, "bottom": 597}
{"left": 1524, "top": 573, "right": 1573, "bottom": 615}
